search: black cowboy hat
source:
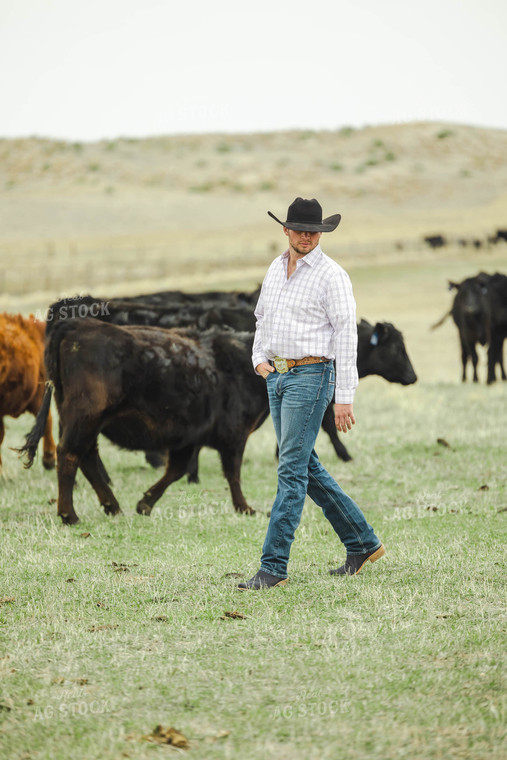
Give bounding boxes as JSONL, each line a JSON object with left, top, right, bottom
{"left": 268, "top": 197, "right": 341, "bottom": 232}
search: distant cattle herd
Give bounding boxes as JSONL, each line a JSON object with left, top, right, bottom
{"left": 423, "top": 228, "right": 507, "bottom": 250}
{"left": 0, "top": 262, "right": 505, "bottom": 522}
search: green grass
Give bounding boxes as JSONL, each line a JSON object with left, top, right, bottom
{"left": 0, "top": 374, "right": 505, "bottom": 759}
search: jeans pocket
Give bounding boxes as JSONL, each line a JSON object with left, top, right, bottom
{"left": 291, "top": 366, "right": 322, "bottom": 376}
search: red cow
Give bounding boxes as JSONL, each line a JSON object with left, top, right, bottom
{"left": 0, "top": 313, "right": 56, "bottom": 472}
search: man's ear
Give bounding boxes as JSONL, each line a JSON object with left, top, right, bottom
{"left": 283, "top": 226, "right": 289, "bottom": 237}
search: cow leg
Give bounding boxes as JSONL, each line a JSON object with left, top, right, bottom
{"left": 487, "top": 336, "right": 503, "bottom": 384}
{"left": 500, "top": 351, "right": 507, "bottom": 381}
{"left": 79, "top": 444, "right": 122, "bottom": 517}
{"left": 486, "top": 346, "right": 495, "bottom": 384}
{"left": 186, "top": 446, "right": 200, "bottom": 483}
{"left": 56, "top": 418, "right": 104, "bottom": 524}
{"left": 485, "top": 335, "right": 493, "bottom": 384}
{"left": 498, "top": 337, "right": 507, "bottom": 380}
{"left": 137, "top": 445, "right": 195, "bottom": 516}
{"left": 56, "top": 446, "right": 80, "bottom": 525}
{"left": 218, "top": 441, "right": 255, "bottom": 515}
{"left": 321, "top": 403, "right": 352, "bottom": 462}
{"left": 469, "top": 344, "right": 479, "bottom": 383}
{"left": 459, "top": 338, "right": 469, "bottom": 382}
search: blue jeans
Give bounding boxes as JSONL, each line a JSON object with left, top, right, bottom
{"left": 261, "top": 362, "right": 381, "bottom": 579}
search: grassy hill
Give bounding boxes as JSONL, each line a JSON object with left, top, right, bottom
{"left": 1, "top": 121, "right": 506, "bottom": 310}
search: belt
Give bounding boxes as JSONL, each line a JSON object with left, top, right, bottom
{"left": 272, "top": 356, "right": 330, "bottom": 374}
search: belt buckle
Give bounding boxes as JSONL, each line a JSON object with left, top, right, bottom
{"left": 273, "top": 356, "right": 289, "bottom": 374}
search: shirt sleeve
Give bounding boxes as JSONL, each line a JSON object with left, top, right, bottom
{"left": 325, "top": 269, "right": 359, "bottom": 404}
{"left": 251, "top": 286, "right": 269, "bottom": 373}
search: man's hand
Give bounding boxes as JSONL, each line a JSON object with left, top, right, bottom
{"left": 256, "top": 361, "right": 275, "bottom": 380}
{"left": 335, "top": 403, "right": 355, "bottom": 433}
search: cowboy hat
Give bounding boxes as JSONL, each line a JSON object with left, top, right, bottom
{"left": 268, "top": 197, "right": 341, "bottom": 232}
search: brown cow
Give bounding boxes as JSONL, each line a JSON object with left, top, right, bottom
{"left": 0, "top": 314, "right": 56, "bottom": 472}
{"left": 19, "top": 318, "right": 269, "bottom": 523}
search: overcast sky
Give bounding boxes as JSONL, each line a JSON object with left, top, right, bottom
{"left": 1, "top": 0, "right": 506, "bottom": 142}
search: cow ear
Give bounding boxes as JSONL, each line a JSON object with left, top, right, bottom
{"left": 448, "top": 281, "right": 459, "bottom": 291}
{"left": 371, "top": 322, "right": 386, "bottom": 346}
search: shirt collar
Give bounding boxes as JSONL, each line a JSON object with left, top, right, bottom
{"left": 281, "top": 243, "right": 322, "bottom": 267}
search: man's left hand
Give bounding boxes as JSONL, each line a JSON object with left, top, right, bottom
{"left": 335, "top": 404, "right": 355, "bottom": 433}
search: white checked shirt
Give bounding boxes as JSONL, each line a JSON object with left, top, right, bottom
{"left": 252, "top": 244, "right": 358, "bottom": 404}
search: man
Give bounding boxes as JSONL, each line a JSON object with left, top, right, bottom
{"left": 238, "top": 197, "right": 384, "bottom": 590}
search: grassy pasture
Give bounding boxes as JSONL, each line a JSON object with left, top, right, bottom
{"left": 0, "top": 246, "right": 506, "bottom": 759}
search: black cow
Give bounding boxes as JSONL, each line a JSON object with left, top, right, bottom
{"left": 44, "top": 295, "right": 258, "bottom": 477}
{"left": 431, "top": 273, "right": 505, "bottom": 383}
{"left": 450, "top": 274, "right": 491, "bottom": 383}
{"left": 112, "top": 300, "right": 257, "bottom": 332}
{"left": 432, "top": 273, "right": 490, "bottom": 382}
{"left": 20, "top": 319, "right": 269, "bottom": 523}
{"left": 113, "top": 286, "right": 261, "bottom": 309}
{"left": 45, "top": 296, "right": 257, "bottom": 334}
{"left": 486, "top": 272, "right": 507, "bottom": 383}
{"left": 493, "top": 229, "right": 507, "bottom": 244}
{"left": 424, "top": 235, "right": 447, "bottom": 249}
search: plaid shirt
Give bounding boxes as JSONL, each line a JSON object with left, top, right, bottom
{"left": 252, "top": 244, "right": 358, "bottom": 404}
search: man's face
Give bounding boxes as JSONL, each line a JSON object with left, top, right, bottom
{"left": 284, "top": 227, "right": 322, "bottom": 256}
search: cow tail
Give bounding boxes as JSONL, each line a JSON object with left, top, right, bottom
{"left": 17, "top": 382, "right": 54, "bottom": 468}
{"left": 430, "top": 311, "right": 451, "bottom": 330}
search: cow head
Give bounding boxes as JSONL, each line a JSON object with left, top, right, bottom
{"left": 358, "top": 319, "right": 417, "bottom": 385}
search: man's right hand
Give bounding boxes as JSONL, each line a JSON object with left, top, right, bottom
{"left": 256, "top": 362, "right": 275, "bottom": 380}
{"left": 335, "top": 403, "right": 356, "bottom": 433}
